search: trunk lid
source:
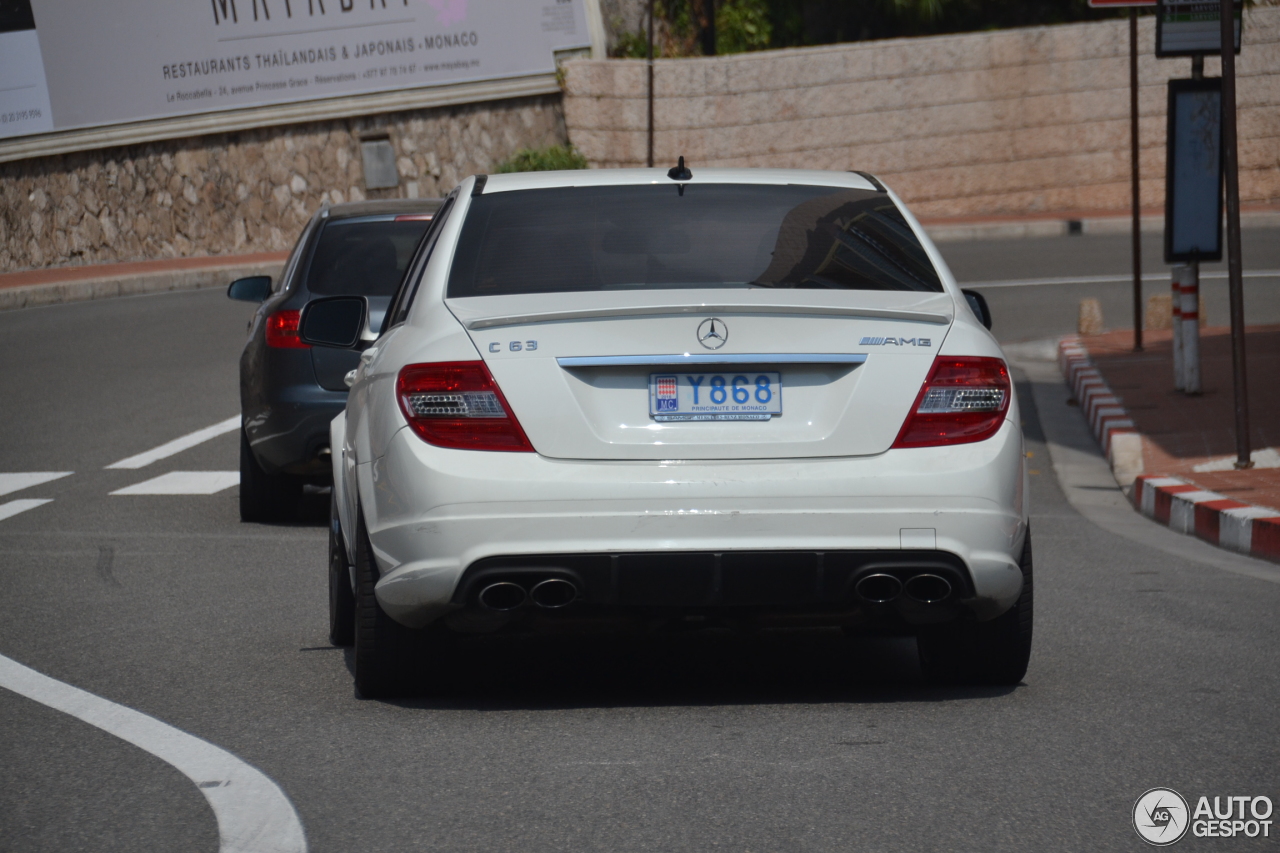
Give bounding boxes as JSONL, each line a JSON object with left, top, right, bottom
{"left": 447, "top": 290, "right": 952, "bottom": 460}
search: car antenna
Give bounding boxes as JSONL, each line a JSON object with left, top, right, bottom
{"left": 667, "top": 156, "right": 692, "bottom": 181}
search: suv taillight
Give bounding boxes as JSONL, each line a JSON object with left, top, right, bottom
{"left": 396, "top": 362, "right": 534, "bottom": 452}
{"left": 893, "top": 356, "right": 1011, "bottom": 448}
{"left": 265, "top": 310, "right": 309, "bottom": 349}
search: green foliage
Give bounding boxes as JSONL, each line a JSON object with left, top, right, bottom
{"left": 611, "top": 0, "right": 1105, "bottom": 57}
{"left": 716, "top": 0, "right": 773, "bottom": 53}
{"left": 494, "top": 144, "right": 589, "bottom": 173}
{"left": 766, "top": 0, "right": 1108, "bottom": 47}
{"left": 613, "top": 29, "right": 651, "bottom": 58}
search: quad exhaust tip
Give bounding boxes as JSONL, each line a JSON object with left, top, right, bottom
{"left": 854, "top": 572, "right": 954, "bottom": 604}
{"left": 530, "top": 578, "right": 579, "bottom": 609}
{"left": 903, "top": 573, "right": 952, "bottom": 604}
{"left": 478, "top": 578, "right": 581, "bottom": 610}
{"left": 854, "top": 573, "right": 903, "bottom": 604}
{"left": 478, "top": 581, "right": 527, "bottom": 611}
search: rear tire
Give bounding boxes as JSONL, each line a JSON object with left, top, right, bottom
{"left": 239, "top": 427, "right": 303, "bottom": 523}
{"left": 353, "top": 508, "right": 416, "bottom": 698}
{"left": 918, "top": 529, "right": 1033, "bottom": 686}
{"left": 328, "top": 491, "right": 355, "bottom": 647}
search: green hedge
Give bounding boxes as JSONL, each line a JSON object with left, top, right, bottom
{"left": 494, "top": 144, "right": 589, "bottom": 173}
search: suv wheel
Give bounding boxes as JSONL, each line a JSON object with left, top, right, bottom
{"left": 328, "top": 491, "right": 355, "bottom": 647}
{"left": 918, "top": 529, "right": 1033, "bottom": 686}
{"left": 239, "top": 427, "right": 303, "bottom": 522}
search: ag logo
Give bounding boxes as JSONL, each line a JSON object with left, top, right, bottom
{"left": 1134, "top": 788, "right": 1190, "bottom": 846}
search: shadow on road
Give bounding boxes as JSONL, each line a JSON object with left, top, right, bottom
{"left": 338, "top": 629, "right": 1020, "bottom": 710}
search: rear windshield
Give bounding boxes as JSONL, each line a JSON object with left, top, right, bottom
{"left": 446, "top": 184, "right": 942, "bottom": 298}
{"left": 305, "top": 216, "right": 433, "bottom": 297}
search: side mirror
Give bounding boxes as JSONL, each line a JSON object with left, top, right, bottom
{"left": 227, "top": 276, "right": 272, "bottom": 303}
{"left": 961, "top": 288, "right": 992, "bottom": 331}
{"left": 299, "top": 296, "right": 368, "bottom": 349}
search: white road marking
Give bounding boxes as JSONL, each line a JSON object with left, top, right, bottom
{"left": 111, "top": 471, "right": 240, "bottom": 495}
{"left": 0, "top": 472, "right": 73, "bottom": 497}
{"left": 0, "top": 499, "right": 53, "bottom": 521}
{"left": 0, "top": 653, "right": 307, "bottom": 853}
{"left": 962, "top": 269, "right": 1280, "bottom": 289}
{"left": 106, "top": 416, "right": 241, "bottom": 470}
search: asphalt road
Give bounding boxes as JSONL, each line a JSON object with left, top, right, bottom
{"left": 2, "top": 231, "right": 1278, "bottom": 852}
{"left": 941, "top": 228, "right": 1280, "bottom": 342}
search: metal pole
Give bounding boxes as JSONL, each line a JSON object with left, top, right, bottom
{"left": 1184, "top": 55, "right": 1204, "bottom": 396}
{"left": 1129, "top": 7, "right": 1143, "bottom": 352}
{"left": 1181, "top": 263, "right": 1202, "bottom": 393}
{"left": 702, "top": 0, "right": 716, "bottom": 56}
{"left": 1172, "top": 264, "right": 1185, "bottom": 390}
{"left": 1220, "top": 0, "right": 1251, "bottom": 468}
{"left": 646, "top": 0, "right": 655, "bottom": 168}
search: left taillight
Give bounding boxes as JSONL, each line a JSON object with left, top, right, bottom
{"left": 396, "top": 361, "right": 534, "bottom": 452}
{"left": 265, "top": 310, "right": 309, "bottom": 349}
{"left": 893, "top": 356, "right": 1011, "bottom": 448}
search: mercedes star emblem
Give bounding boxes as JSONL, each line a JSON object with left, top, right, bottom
{"left": 697, "top": 318, "right": 728, "bottom": 350}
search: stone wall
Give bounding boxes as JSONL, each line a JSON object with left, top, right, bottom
{"left": 562, "top": 9, "right": 1280, "bottom": 218}
{"left": 0, "top": 95, "right": 567, "bottom": 273}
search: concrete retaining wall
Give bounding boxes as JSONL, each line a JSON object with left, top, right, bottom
{"left": 562, "top": 9, "right": 1280, "bottom": 218}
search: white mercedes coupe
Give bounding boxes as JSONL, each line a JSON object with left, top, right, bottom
{"left": 300, "top": 166, "right": 1031, "bottom": 697}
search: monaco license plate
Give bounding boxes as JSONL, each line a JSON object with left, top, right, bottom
{"left": 648, "top": 372, "right": 782, "bottom": 421}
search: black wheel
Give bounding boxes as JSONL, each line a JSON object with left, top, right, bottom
{"left": 353, "top": 507, "right": 417, "bottom": 698}
{"left": 918, "top": 529, "right": 1033, "bottom": 686}
{"left": 328, "top": 491, "right": 355, "bottom": 647}
{"left": 239, "top": 427, "right": 303, "bottom": 523}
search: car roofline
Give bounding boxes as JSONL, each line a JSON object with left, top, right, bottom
{"left": 474, "top": 168, "right": 882, "bottom": 194}
{"left": 323, "top": 198, "right": 444, "bottom": 220}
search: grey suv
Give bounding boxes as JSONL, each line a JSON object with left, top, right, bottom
{"left": 228, "top": 198, "right": 442, "bottom": 521}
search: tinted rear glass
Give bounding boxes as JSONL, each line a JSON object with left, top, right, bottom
{"left": 446, "top": 184, "right": 942, "bottom": 298}
{"left": 306, "top": 217, "right": 432, "bottom": 297}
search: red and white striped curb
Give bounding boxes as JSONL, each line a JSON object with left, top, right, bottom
{"left": 1057, "top": 336, "right": 1280, "bottom": 565}
{"left": 1133, "top": 475, "right": 1280, "bottom": 563}
{"left": 1057, "top": 336, "right": 1137, "bottom": 456}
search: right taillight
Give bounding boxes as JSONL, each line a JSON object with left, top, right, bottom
{"left": 893, "top": 356, "right": 1011, "bottom": 448}
{"left": 396, "top": 362, "right": 534, "bottom": 452}
{"left": 265, "top": 310, "right": 309, "bottom": 349}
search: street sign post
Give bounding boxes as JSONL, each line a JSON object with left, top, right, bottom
{"left": 1218, "top": 0, "right": 1252, "bottom": 468}
{"left": 1089, "top": 0, "right": 1156, "bottom": 351}
{"left": 1165, "top": 77, "right": 1223, "bottom": 264}
{"left": 1157, "top": 0, "right": 1242, "bottom": 57}
{"left": 1150, "top": 0, "right": 1251, "bottom": 461}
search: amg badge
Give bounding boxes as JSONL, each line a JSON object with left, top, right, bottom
{"left": 860, "top": 336, "right": 932, "bottom": 347}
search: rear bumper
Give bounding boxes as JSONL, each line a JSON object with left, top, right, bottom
{"left": 244, "top": 387, "right": 346, "bottom": 476}
{"left": 362, "top": 418, "right": 1027, "bottom": 627}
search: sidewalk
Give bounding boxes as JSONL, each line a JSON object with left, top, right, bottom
{"left": 0, "top": 251, "right": 287, "bottom": 311}
{"left": 1058, "top": 327, "right": 1280, "bottom": 563}
{"left": 918, "top": 204, "right": 1280, "bottom": 243}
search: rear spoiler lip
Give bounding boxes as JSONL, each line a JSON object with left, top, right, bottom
{"left": 557, "top": 353, "right": 870, "bottom": 368}
{"left": 455, "top": 303, "right": 952, "bottom": 331}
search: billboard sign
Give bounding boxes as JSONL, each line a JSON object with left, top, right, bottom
{"left": 1156, "top": 0, "right": 1242, "bottom": 57}
{"left": 0, "top": 0, "right": 591, "bottom": 141}
{"left": 1165, "top": 77, "right": 1223, "bottom": 262}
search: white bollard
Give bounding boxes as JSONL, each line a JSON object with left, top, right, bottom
{"left": 1179, "top": 262, "right": 1201, "bottom": 394}
{"left": 1171, "top": 266, "right": 1186, "bottom": 390}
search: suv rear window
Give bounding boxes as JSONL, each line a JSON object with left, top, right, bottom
{"left": 306, "top": 216, "right": 433, "bottom": 297}
{"left": 446, "top": 184, "right": 942, "bottom": 298}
